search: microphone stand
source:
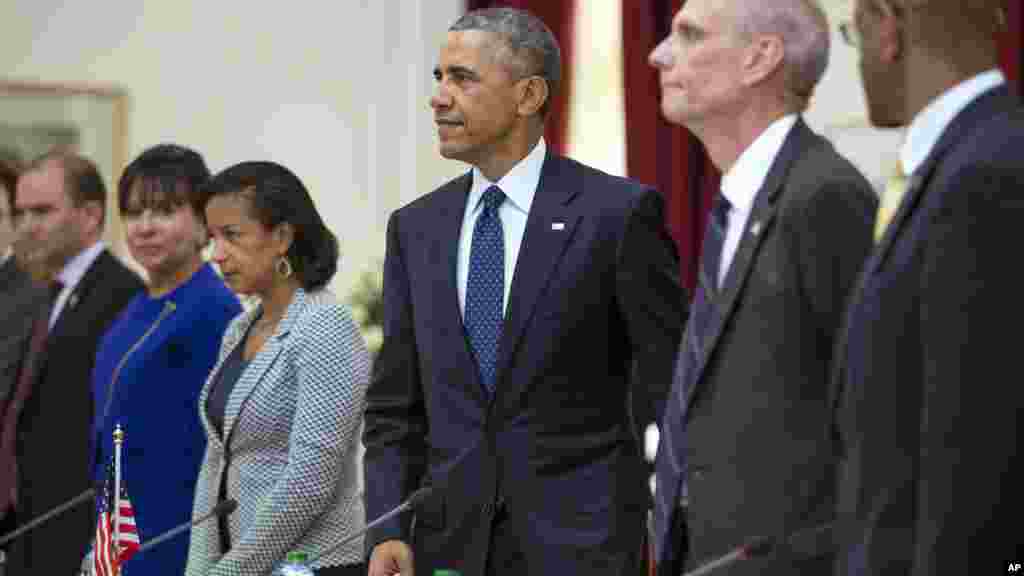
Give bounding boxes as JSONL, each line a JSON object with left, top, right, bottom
{"left": 0, "top": 486, "right": 97, "bottom": 547}
{"left": 681, "top": 521, "right": 834, "bottom": 576}
{"left": 306, "top": 486, "right": 434, "bottom": 565}
{"left": 134, "top": 498, "right": 238, "bottom": 555}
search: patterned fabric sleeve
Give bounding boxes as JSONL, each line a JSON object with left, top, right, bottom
{"left": 185, "top": 313, "right": 247, "bottom": 575}
{"left": 210, "top": 301, "right": 370, "bottom": 576}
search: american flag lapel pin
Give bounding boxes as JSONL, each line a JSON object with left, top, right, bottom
{"left": 551, "top": 221, "right": 565, "bottom": 231}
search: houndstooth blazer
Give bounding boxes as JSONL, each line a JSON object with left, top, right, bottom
{"left": 185, "top": 288, "right": 370, "bottom": 575}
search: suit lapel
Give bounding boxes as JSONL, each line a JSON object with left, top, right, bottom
{"left": 829, "top": 85, "right": 1019, "bottom": 424}
{"left": 431, "top": 173, "right": 492, "bottom": 408}
{"left": 870, "top": 85, "right": 1017, "bottom": 271}
{"left": 48, "top": 249, "right": 111, "bottom": 340}
{"left": 494, "top": 153, "right": 579, "bottom": 399}
{"left": 685, "top": 120, "right": 808, "bottom": 410}
{"left": 197, "top": 306, "right": 254, "bottom": 451}
{"left": 221, "top": 289, "right": 308, "bottom": 444}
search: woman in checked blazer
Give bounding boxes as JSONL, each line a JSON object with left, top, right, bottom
{"left": 186, "top": 161, "right": 370, "bottom": 576}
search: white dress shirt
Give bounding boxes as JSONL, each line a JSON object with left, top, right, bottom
{"left": 50, "top": 241, "right": 105, "bottom": 329}
{"left": 0, "top": 247, "right": 11, "bottom": 266}
{"left": 900, "top": 69, "right": 1006, "bottom": 177}
{"left": 717, "top": 114, "right": 799, "bottom": 285}
{"left": 457, "top": 138, "right": 546, "bottom": 317}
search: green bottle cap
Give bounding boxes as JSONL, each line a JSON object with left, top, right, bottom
{"left": 286, "top": 550, "right": 309, "bottom": 564}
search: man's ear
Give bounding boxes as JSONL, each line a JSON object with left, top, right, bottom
{"left": 877, "top": 9, "right": 903, "bottom": 63}
{"left": 517, "top": 76, "right": 550, "bottom": 117}
{"left": 741, "top": 34, "right": 785, "bottom": 87}
{"left": 80, "top": 200, "right": 104, "bottom": 236}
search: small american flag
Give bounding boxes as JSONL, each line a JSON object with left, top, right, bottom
{"left": 94, "top": 459, "right": 140, "bottom": 576}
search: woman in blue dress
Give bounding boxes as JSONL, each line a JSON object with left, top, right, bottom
{"left": 89, "top": 144, "right": 241, "bottom": 575}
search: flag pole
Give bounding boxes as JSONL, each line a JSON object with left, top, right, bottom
{"left": 113, "top": 423, "right": 124, "bottom": 570}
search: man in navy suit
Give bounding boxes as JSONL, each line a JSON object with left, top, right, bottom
{"left": 834, "top": 1, "right": 1024, "bottom": 573}
{"left": 363, "top": 7, "right": 686, "bottom": 576}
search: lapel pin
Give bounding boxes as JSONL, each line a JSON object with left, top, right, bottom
{"left": 68, "top": 292, "right": 80, "bottom": 309}
{"left": 551, "top": 221, "right": 565, "bottom": 231}
{"left": 750, "top": 221, "right": 762, "bottom": 236}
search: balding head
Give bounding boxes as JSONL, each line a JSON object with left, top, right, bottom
{"left": 731, "top": 0, "right": 831, "bottom": 108}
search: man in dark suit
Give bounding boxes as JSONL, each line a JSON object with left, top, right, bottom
{"left": 5, "top": 152, "right": 142, "bottom": 575}
{"left": 833, "top": 1, "right": 1024, "bottom": 573}
{"left": 0, "top": 161, "right": 46, "bottom": 562}
{"left": 648, "top": 1, "right": 876, "bottom": 574}
{"left": 364, "top": 7, "right": 686, "bottom": 576}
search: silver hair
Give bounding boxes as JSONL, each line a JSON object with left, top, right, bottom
{"left": 450, "top": 7, "right": 561, "bottom": 116}
{"left": 733, "top": 0, "right": 831, "bottom": 104}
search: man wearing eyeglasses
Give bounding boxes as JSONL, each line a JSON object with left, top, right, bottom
{"left": 647, "top": 1, "right": 876, "bottom": 575}
{"left": 833, "top": 1, "right": 1024, "bottom": 574}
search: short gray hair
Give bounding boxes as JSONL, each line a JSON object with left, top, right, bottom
{"left": 733, "top": 0, "right": 830, "bottom": 105}
{"left": 450, "top": 7, "right": 561, "bottom": 116}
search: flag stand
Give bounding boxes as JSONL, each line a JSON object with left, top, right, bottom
{"left": 112, "top": 424, "right": 124, "bottom": 569}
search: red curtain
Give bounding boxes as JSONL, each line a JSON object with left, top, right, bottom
{"left": 464, "top": 0, "right": 575, "bottom": 155}
{"left": 999, "top": 0, "right": 1022, "bottom": 91}
{"left": 622, "top": 0, "right": 719, "bottom": 295}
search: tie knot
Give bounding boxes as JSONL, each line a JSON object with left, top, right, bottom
{"left": 890, "top": 159, "right": 907, "bottom": 182}
{"left": 481, "top": 185, "right": 505, "bottom": 214}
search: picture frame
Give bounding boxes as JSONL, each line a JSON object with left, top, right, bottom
{"left": 0, "top": 79, "right": 130, "bottom": 259}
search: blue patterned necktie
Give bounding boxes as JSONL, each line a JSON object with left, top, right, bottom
{"left": 465, "top": 185, "right": 505, "bottom": 396}
{"left": 653, "top": 192, "right": 731, "bottom": 567}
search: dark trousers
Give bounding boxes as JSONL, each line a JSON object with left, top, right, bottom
{"left": 657, "top": 508, "right": 688, "bottom": 576}
{"left": 484, "top": 503, "right": 525, "bottom": 576}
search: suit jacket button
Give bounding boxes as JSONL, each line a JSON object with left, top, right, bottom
{"left": 691, "top": 466, "right": 706, "bottom": 481}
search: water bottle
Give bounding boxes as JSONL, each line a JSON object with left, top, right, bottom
{"left": 273, "top": 550, "right": 314, "bottom": 576}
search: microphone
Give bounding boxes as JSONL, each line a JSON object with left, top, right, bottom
{"left": 0, "top": 485, "right": 97, "bottom": 547}
{"left": 306, "top": 485, "right": 434, "bottom": 565}
{"left": 134, "top": 498, "right": 238, "bottom": 554}
{"left": 98, "top": 301, "right": 176, "bottom": 426}
{"left": 681, "top": 521, "right": 835, "bottom": 576}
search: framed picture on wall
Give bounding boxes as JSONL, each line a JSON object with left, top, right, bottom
{"left": 0, "top": 79, "right": 131, "bottom": 261}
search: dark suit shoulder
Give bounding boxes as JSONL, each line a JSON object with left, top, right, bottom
{"left": 0, "top": 259, "right": 45, "bottom": 310}
{"left": 946, "top": 104, "right": 1024, "bottom": 171}
{"left": 92, "top": 249, "right": 145, "bottom": 296}
{"left": 394, "top": 171, "right": 472, "bottom": 220}
{"left": 778, "top": 129, "right": 877, "bottom": 230}
{"left": 790, "top": 130, "right": 874, "bottom": 198}
{"left": 550, "top": 153, "right": 655, "bottom": 205}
